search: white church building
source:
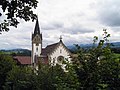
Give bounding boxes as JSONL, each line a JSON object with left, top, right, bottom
{"left": 31, "top": 19, "right": 72, "bottom": 67}
{"left": 13, "top": 19, "right": 72, "bottom": 67}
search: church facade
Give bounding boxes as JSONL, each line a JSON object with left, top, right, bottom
{"left": 31, "top": 19, "right": 71, "bottom": 68}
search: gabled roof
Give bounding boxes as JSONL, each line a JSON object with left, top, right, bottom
{"left": 45, "top": 42, "right": 59, "bottom": 53}
{"left": 13, "top": 56, "right": 31, "bottom": 65}
{"left": 41, "top": 40, "right": 71, "bottom": 56}
{"left": 41, "top": 42, "right": 59, "bottom": 55}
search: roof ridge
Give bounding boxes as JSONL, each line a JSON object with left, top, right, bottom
{"left": 46, "top": 42, "right": 59, "bottom": 47}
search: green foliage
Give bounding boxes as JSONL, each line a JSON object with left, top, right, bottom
{"left": 5, "top": 66, "right": 37, "bottom": 90}
{"left": 0, "top": 49, "right": 31, "bottom": 56}
{"left": 72, "top": 29, "right": 120, "bottom": 89}
{"left": 33, "top": 62, "right": 79, "bottom": 90}
{"left": 111, "top": 48, "right": 120, "bottom": 54}
{"left": 37, "top": 64, "right": 55, "bottom": 90}
{"left": 0, "top": 54, "right": 15, "bottom": 89}
{"left": 0, "top": 0, "right": 38, "bottom": 33}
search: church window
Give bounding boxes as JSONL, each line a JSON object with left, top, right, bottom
{"left": 36, "top": 36, "right": 38, "bottom": 38}
{"left": 36, "top": 43, "right": 39, "bottom": 46}
{"left": 60, "top": 49, "right": 62, "bottom": 53}
{"left": 57, "top": 56, "right": 64, "bottom": 64}
{"left": 34, "top": 39, "right": 36, "bottom": 41}
{"left": 36, "top": 47, "right": 38, "bottom": 52}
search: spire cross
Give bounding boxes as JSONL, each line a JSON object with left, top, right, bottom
{"left": 60, "top": 35, "right": 62, "bottom": 41}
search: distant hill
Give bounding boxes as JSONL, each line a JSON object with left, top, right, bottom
{"left": 67, "top": 42, "right": 120, "bottom": 51}
{"left": 110, "top": 42, "right": 120, "bottom": 48}
{"left": 0, "top": 42, "right": 119, "bottom": 55}
{"left": 67, "top": 43, "right": 94, "bottom": 50}
{"left": 0, "top": 49, "right": 31, "bottom": 56}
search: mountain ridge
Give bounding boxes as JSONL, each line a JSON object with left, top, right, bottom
{"left": 0, "top": 42, "right": 120, "bottom": 54}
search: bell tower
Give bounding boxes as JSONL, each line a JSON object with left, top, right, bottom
{"left": 32, "top": 18, "right": 42, "bottom": 65}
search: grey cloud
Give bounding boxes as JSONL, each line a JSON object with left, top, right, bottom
{"left": 41, "top": 21, "right": 64, "bottom": 30}
{"left": 65, "top": 40, "right": 79, "bottom": 46}
{"left": 97, "top": 0, "right": 120, "bottom": 27}
{"left": 63, "top": 25, "right": 94, "bottom": 34}
{"left": 99, "top": 10, "right": 120, "bottom": 27}
{"left": 63, "top": 36, "right": 93, "bottom": 46}
{"left": 0, "top": 22, "right": 33, "bottom": 49}
{"left": 111, "top": 27, "right": 120, "bottom": 32}
{"left": 0, "top": 38, "right": 31, "bottom": 49}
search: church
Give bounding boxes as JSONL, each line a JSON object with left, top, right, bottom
{"left": 31, "top": 19, "right": 71, "bottom": 69}
{"left": 13, "top": 19, "right": 72, "bottom": 68}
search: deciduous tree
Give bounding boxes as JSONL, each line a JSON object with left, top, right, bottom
{"left": 0, "top": 0, "right": 38, "bottom": 33}
{"left": 0, "top": 54, "right": 15, "bottom": 89}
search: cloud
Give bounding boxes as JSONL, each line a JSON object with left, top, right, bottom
{"left": 96, "top": 0, "right": 120, "bottom": 27}
{"left": 0, "top": 0, "right": 120, "bottom": 50}
{"left": 62, "top": 25, "right": 95, "bottom": 34}
{"left": 111, "top": 27, "right": 120, "bottom": 32}
{"left": 41, "top": 21, "right": 64, "bottom": 30}
{"left": 0, "top": 21, "right": 34, "bottom": 49}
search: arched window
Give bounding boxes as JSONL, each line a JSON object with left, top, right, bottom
{"left": 60, "top": 49, "right": 62, "bottom": 53}
{"left": 57, "top": 56, "right": 64, "bottom": 63}
{"left": 36, "top": 47, "right": 38, "bottom": 52}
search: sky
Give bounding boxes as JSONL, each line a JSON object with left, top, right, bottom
{"left": 0, "top": 0, "right": 120, "bottom": 50}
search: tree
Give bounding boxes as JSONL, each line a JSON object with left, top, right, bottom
{"left": 72, "top": 29, "right": 120, "bottom": 89}
{"left": 5, "top": 66, "right": 37, "bottom": 90}
{"left": 36, "top": 61, "right": 79, "bottom": 90}
{"left": 0, "top": 54, "right": 16, "bottom": 90}
{"left": 0, "top": 0, "right": 38, "bottom": 33}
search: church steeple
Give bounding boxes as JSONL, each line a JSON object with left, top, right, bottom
{"left": 32, "top": 18, "right": 42, "bottom": 66}
{"left": 34, "top": 19, "right": 40, "bottom": 35}
{"left": 32, "top": 18, "right": 42, "bottom": 40}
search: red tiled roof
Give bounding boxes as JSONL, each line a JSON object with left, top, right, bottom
{"left": 13, "top": 56, "right": 31, "bottom": 65}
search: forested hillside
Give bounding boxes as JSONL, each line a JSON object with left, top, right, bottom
{"left": 68, "top": 42, "right": 120, "bottom": 54}
{"left": 0, "top": 49, "right": 31, "bottom": 56}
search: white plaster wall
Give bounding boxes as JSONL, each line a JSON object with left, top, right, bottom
{"left": 33, "top": 43, "right": 41, "bottom": 56}
{"left": 32, "top": 43, "right": 41, "bottom": 63}
{"left": 50, "top": 44, "right": 71, "bottom": 65}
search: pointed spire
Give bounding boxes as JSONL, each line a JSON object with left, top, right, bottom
{"left": 32, "top": 17, "right": 42, "bottom": 40}
{"left": 34, "top": 18, "right": 40, "bottom": 35}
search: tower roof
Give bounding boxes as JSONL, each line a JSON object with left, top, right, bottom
{"left": 34, "top": 19, "right": 40, "bottom": 35}
{"left": 32, "top": 18, "right": 42, "bottom": 40}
